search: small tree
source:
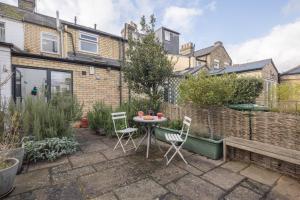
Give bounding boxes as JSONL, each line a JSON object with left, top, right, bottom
{"left": 123, "top": 15, "right": 173, "bottom": 112}
{"left": 179, "top": 71, "right": 236, "bottom": 139}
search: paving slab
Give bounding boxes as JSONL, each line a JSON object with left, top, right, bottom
{"left": 175, "top": 162, "right": 204, "bottom": 176}
{"left": 69, "top": 152, "right": 106, "bottom": 168}
{"left": 150, "top": 164, "right": 188, "bottom": 185}
{"left": 101, "top": 148, "right": 135, "bottom": 160}
{"left": 114, "top": 178, "right": 168, "bottom": 200}
{"left": 266, "top": 176, "right": 300, "bottom": 200}
{"left": 5, "top": 192, "right": 35, "bottom": 200}
{"left": 240, "top": 164, "right": 281, "bottom": 186}
{"left": 12, "top": 168, "right": 50, "bottom": 195}
{"left": 224, "top": 186, "right": 262, "bottom": 200}
{"left": 80, "top": 140, "right": 109, "bottom": 153}
{"left": 158, "top": 193, "right": 182, "bottom": 200}
{"left": 27, "top": 157, "right": 69, "bottom": 172}
{"left": 186, "top": 154, "right": 222, "bottom": 172}
{"left": 32, "top": 181, "right": 84, "bottom": 200}
{"left": 166, "top": 174, "right": 225, "bottom": 200}
{"left": 79, "top": 163, "right": 145, "bottom": 198}
{"left": 52, "top": 166, "right": 96, "bottom": 184}
{"left": 91, "top": 192, "right": 118, "bottom": 200}
{"left": 222, "top": 161, "right": 249, "bottom": 173}
{"left": 240, "top": 179, "right": 271, "bottom": 195}
{"left": 93, "top": 157, "right": 128, "bottom": 171}
{"left": 50, "top": 163, "right": 73, "bottom": 174}
{"left": 202, "top": 167, "right": 245, "bottom": 190}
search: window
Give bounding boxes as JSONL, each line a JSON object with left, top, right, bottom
{"left": 41, "top": 32, "right": 59, "bottom": 54}
{"left": 14, "top": 67, "right": 72, "bottom": 101}
{"left": 213, "top": 59, "right": 220, "bottom": 69}
{"left": 79, "top": 32, "right": 98, "bottom": 53}
{"left": 0, "top": 22, "right": 5, "bottom": 42}
{"left": 224, "top": 62, "right": 229, "bottom": 67}
{"left": 164, "top": 30, "right": 171, "bottom": 41}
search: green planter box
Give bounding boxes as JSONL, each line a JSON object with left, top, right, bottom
{"left": 155, "top": 127, "right": 223, "bottom": 160}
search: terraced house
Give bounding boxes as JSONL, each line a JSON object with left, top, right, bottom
{"left": 0, "top": 0, "right": 128, "bottom": 112}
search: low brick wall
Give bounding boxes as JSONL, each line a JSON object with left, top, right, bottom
{"left": 162, "top": 103, "right": 300, "bottom": 178}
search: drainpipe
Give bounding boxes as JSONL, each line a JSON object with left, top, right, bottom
{"left": 118, "top": 39, "right": 124, "bottom": 106}
{"left": 56, "top": 11, "right": 64, "bottom": 58}
{"left": 65, "top": 27, "right": 76, "bottom": 56}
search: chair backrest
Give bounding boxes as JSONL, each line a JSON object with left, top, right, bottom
{"left": 180, "top": 116, "right": 192, "bottom": 142}
{"left": 111, "top": 112, "right": 128, "bottom": 132}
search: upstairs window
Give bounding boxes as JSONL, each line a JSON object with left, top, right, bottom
{"left": 0, "top": 22, "right": 5, "bottom": 42}
{"left": 164, "top": 30, "right": 171, "bottom": 41}
{"left": 41, "top": 32, "right": 59, "bottom": 54}
{"left": 79, "top": 32, "right": 98, "bottom": 54}
{"left": 213, "top": 59, "right": 220, "bottom": 69}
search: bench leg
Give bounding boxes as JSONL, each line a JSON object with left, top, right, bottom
{"left": 223, "top": 141, "right": 227, "bottom": 162}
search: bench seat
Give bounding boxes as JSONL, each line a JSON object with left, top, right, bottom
{"left": 223, "top": 137, "right": 300, "bottom": 166}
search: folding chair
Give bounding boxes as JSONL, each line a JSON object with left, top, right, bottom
{"left": 112, "top": 112, "right": 137, "bottom": 153}
{"left": 164, "top": 116, "right": 192, "bottom": 165}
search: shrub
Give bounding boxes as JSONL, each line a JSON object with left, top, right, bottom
{"left": 87, "top": 102, "right": 113, "bottom": 135}
{"left": 229, "top": 78, "right": 263, "bottom": 104}
{"left": 23, "top": 137, "right": 78, "bottom": 162}
{"left": 9, "top": 95, "right": 82, "bottom": 140}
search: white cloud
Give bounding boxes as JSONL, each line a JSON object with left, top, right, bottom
{"left": 282, "top": 0, "right": 300, "bottom": 15}
{"left": 205, "top": 1, "right": 216, "bottom": 11}
{"left": 162, "top": 6, "right": 202, "bottom": 33}
{"left": 228, "top": 20, "right": 300, "bottom": 72}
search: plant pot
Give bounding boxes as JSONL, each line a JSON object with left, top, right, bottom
{"left": 0, "top": 158, "right": 19, "bottom": 198}
{"left": 1, "top": 147, "right": 25, "bottom": 173}
{"left": 155, "top": 127, "right": 223, "bottom": 160}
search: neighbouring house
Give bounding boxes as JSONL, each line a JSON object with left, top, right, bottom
{"left": 194, "top": 41, "right": 232, "bottom": 70}
{"left": 0, "top": 0, "right": 129, "bottom": 112}
{"left": 165, "top": 59, "right": 279, "bottom": 105}
{"left": 280, "top": 65, "right": 300, "bottom": 85}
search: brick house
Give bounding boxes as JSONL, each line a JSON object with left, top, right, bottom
{"left": 280, "top": 65, "right": 300, "bottom": 85}
{"left": 0, "top": 0, "right": 129, "bottom": 112}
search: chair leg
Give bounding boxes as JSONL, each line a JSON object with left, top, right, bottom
{"left": 166, "top": 143, "right": 178, "bottom": 165}
{"left": 177, "top": 147, "right": 188, "bottom": 164}
{"left": 114, "top": 134, "right": 126, "bottom": 153}
{"left": 136, "top": 132, "right": 148, "bottom": 151}
{"left": 164, "top": 145, "right": 173, "bottom": 157}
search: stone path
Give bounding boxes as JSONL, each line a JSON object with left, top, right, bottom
{"left": 5, "top": 129, "right": 300, "bottom": 200}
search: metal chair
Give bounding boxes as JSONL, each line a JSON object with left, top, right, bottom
{"left": 111, "top": 112, "right": 137, "bottom": 153}
{"left": 164, "top": 116, "right": 192, "bottom": 165}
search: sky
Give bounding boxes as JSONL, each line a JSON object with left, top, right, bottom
{"left": 1, "top": 0, "right": 300, "bottom": 72}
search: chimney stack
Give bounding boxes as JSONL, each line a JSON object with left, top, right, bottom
{"left": 121, "top": 21, "right": 138, "bottom": 39}
{"left": 180, "top": 42, "right": 195, "bottom": 56}
{"left": 94, "top": 24, "right": 97, "bottom": 30}
{"left": 214, "top": 41, "right": 223, "bottom": 47}
{"left": 18, "top": 0, "right": 36, "bottom": 12}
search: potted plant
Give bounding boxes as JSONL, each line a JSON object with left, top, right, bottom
{"left": 0, "top": 157, "right": 19, "bottom": 198}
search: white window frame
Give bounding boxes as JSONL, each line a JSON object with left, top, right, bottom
{"left": 0, "top": 21, "right": 5, "bottom": 42}
{"left": 164, "top": 30, "right": 171, "bottom": 41}
{"left": 213, "top": 59, "right": 220, "bottom": 69}
{"left": 79, "top": 32, "right": 99, "bottom": 54}
{"left": 40, "top": 32, "right": 59, "bottom": 54}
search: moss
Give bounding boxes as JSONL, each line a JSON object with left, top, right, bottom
{"left": 0, "top": 4, "right": 24, "bottom": 20}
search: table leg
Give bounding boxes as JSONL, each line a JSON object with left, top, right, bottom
{"left": 146, "top": 127, "right": 150, "bottom": 158}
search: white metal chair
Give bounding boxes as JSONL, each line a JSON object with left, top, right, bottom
{"left": 164, "top": 116, "right": 192, "bottom": 165}
{"left": 112, "top": 112, "right": 137, "bottom": 153}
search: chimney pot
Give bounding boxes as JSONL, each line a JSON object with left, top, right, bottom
{"left": 214, "top": 41, "right": 223, "bottom": 46}
{"left": 74, "top": 16, "right": 77, "bottom": 24}
{"left": 94, "top": 24, "right": 97, "bottom": 30}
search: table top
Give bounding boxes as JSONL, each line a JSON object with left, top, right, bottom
{"left": 133, "top": 116, "right": 167, "bottom": 123}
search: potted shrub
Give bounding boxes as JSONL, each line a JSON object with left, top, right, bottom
{"left": 88, "top": 102, "right": 112, "bottom": 135}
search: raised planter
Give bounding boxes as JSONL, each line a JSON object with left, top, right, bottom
{"left": 0, "top": 158, "right": 19, "bottom": 198}
{"left": 155, "top": 127, "right": 223, "bottom": 160}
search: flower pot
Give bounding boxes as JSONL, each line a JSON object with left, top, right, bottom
{"left": 1, "top": 147, "right": 24, "bottom": 173}
{"left": 155, "top": 127, "right": 223, "bottom": 160}
{"left": 0, "top": 158, "right": 19, "bottom": 198}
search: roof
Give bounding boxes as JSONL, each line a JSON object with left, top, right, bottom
{"left": 174, "top": 65, "right": 205, "bottom": 76}
{"left": 0, "top": 2, "right": 125, "bottom": 40}
{"left": 281, "top": 65, "right": 300, "bottom": 75}
{"left": 194, "top": 45, "right": 215, "bottom": 57}
{"left": 209, "top": 59, "right": 274, "bottom": 75}
{"left": 157, "top": 26, "right": 180, "bottom": 35}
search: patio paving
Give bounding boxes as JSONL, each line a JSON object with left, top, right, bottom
{"left": 5, "top": 129, "right": 300, "bottom": 200}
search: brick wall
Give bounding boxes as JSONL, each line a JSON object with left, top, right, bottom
{"left": 12, "top": 56, "right": 129, "bottom": 113}
{"left": 208, "top": 45, "right": 232, "bottom": 69}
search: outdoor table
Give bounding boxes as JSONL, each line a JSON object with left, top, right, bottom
{"left": 133, "top": 116, "right": 167, "bottom": 158}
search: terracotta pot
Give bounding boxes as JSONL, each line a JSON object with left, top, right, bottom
{"left": 80, "top": 117, "right": 89, "bottom": 128}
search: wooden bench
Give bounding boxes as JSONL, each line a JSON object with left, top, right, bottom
{"left": 223, "top": 137, "right": 300, "bottom": 166}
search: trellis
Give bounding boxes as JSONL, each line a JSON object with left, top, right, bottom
{"left": 164, "top": 76, "right": 183, "bottom": 104}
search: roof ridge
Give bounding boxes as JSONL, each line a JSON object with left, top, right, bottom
{"left": 281, "top": 65, "right": 300, "bottom": 75}
{"left": 236, "top": 58, "right": 272, "bottom": 66}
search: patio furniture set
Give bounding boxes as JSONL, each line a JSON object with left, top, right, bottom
{"left": 111, "top": 112, "right": 192, "bottom": 165}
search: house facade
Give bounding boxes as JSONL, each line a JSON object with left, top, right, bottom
{"left": 280, "top": 65, "right": 300, "bottom": 85}
{"left": 0, "top": 0, "right": 129, "bottom": 112}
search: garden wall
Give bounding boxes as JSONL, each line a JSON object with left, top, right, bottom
{"left": 162, "top": 103, "right": 300, "bottom": 179}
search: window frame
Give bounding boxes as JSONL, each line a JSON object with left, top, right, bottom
{"left": 40, "top": 32, "right": 60, "bottom": 54}
{"left": 213, "top": 59, "right": 220, "bottom": 69}
{"left": 0, "top": 21, "right": 5, "bottom": 42}
{"left": 12, "top": 65, "right": 73, "bottom": 101}
{"left": 164, "top": 30, "right": 171, "bottom": 41}
{"left": 79, "top": 31, "right": 99, "bottom": 54}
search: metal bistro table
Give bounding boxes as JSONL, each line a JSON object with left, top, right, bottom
{"left": 133, "top": 116, "right": 167, "bottom": 158}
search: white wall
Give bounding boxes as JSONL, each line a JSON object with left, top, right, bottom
{"left": 0, "top": 17, "right": 24, "bottom": 50}
{"left": 0, "top": 46, "right": 12, "bottom": 101}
